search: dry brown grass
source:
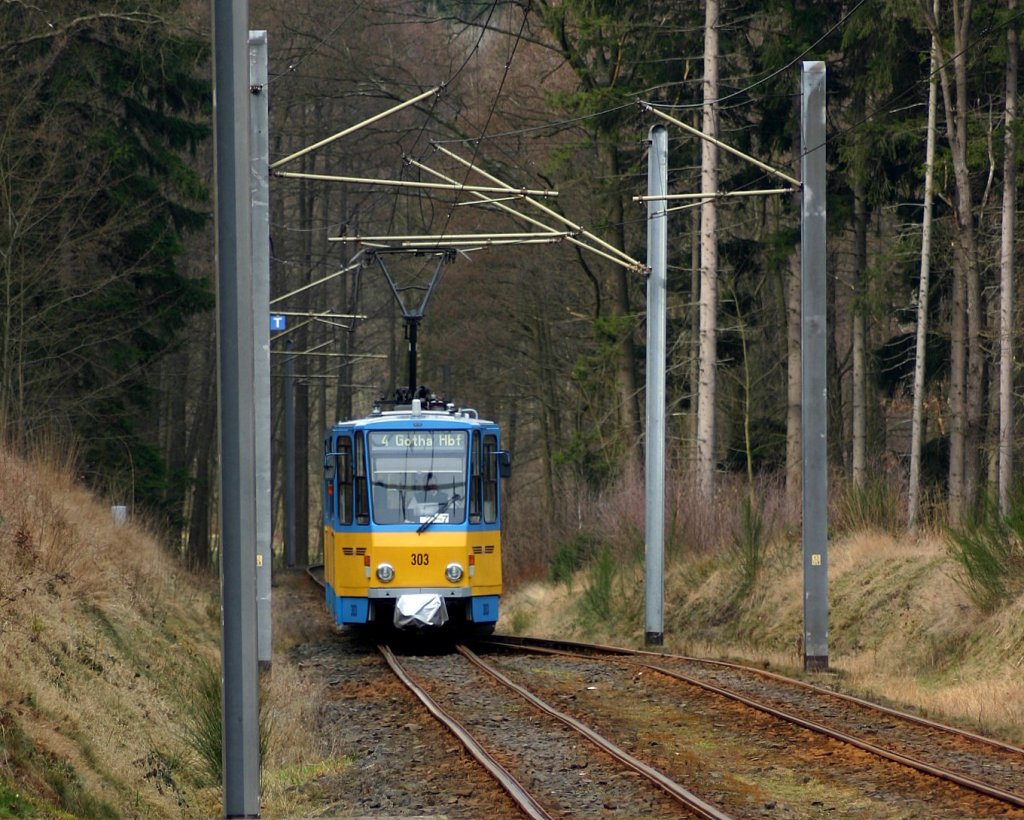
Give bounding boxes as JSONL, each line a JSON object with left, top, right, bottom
{"left": 257, "top": 572, "right": 350, "bottom": 815}
{"left": 504, "top": 508, "right": 1024, "bottom": 747}
{"left": 0, "top": 441, "right": 375, "bottom": 817}
{"left": 0, "top": 445, "right": 218, "bottom": 816}
{"left": 502, "top": 465, "right": 1022, "bottom": 744}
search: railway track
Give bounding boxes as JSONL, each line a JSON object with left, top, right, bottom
{"left": 479, "top": 635, "right": 1024, "bottom": 816}
{"left": 311, "top": 565, "right": 724, "bottom": 814}
{"left": 305, "top": 568, "right": 1024, "bottom": 816}
{"left": 381, "top": 642, "right": 729, "bottom": 819}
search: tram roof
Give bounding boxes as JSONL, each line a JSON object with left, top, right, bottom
{"left": 332, "top": 403, "right": 495, "bottom": 431}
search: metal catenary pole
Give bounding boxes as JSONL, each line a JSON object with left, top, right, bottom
{"left": 801, "top": 61, "right": 829, "bottom": 673}
{"left": 249, "top": 29, "right": 272, "bottom": 670}
{"left": 633, "top": 105, "right": 796, "bottom": 649}
{"left": 212, "top": 0, "right": 260, "bottom": 815}
{"left": 644, "top": 125, "right": 668, "bottom": 647}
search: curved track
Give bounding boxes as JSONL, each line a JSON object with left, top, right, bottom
{"left": 481, "top": 634, "right": 1024, "bottom": 812}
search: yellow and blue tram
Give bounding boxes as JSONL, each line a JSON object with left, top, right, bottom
{"left": 322, "top": 395, "right": 510, "bottom": 630}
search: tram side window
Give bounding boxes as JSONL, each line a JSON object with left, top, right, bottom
{"left": 354, "top": 433, "right": 369, "bottom": 524}
{"left": 469, "top": 430, "right": 482, "bottom": 524}
{"left": 323, "top": 439, "right": 335, "bottom": 524}
{"left": 483, "top": 434, "right": 498, "bottom": 524}
{"left": 336, "top": 437, "right": 353, "bottom": 525}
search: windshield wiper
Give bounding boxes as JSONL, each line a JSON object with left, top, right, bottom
{"left": 416, "top": 493, "right": 461, "bottom": 534}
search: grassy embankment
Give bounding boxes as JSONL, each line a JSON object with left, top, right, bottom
{"left": 0, "top": 445, "right": 334, "bottom": 818}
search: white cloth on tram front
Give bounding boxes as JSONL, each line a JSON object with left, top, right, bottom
{"left": 393, "top": 593, "right": 449, "bottom": 628}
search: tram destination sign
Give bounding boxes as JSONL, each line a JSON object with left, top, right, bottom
{"left": 370, "top": 431, "right": 465, "bottom": 450}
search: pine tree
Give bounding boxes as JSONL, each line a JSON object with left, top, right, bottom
{"left": 0, "top": 1, "right": 212, "bottom": 521}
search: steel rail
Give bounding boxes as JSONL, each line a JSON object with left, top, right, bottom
{"left": 377, "top": 645, "right": 552, "bottom": 820}
{"left": 305, "top": 571, "right": 723, "bottom": 816}
{"left": 306, "top": 563, "right": 325, "bottom": 588}
{"left": 455, "top": 644, "right": 732, "bottom": 820}
{"left": 640, "top": 659, "right": 1024, "bottom": 809}
{"left": 481, "top": 636, "right": 1024, "bottom": 810}
{"left": 482, "top": 635, "right": 1024, "bottom": 756}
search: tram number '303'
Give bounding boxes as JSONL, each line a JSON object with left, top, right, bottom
{"left": 411, "top": 553, "right": 429, "bottom": 566}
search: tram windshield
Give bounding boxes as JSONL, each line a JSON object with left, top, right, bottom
{"left": 367, "top": 430, "right": 468, "bottom": 525}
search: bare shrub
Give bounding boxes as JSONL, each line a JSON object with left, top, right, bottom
{"left": 502, "top": 500, "right": 557, "bottom": 586}
{"left": 589, "top": 475, "right": 645, "bottom": 557}
{"left": 666, "top": 468, "right": 791, "bottom": 559}
{"left": 0, "top": 444, "right": 86, "bottom": 580}
{"left": 504, "top": 452, "right": 796, "bottom": 593}
{"left": 502, "top": 470, "right": 603, "bottom": 586}
{"left": 579, "top": 544, "right": 616, "bottom": 621}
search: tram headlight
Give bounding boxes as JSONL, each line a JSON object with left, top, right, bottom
{"left": 444, "top": 562, "right": 464, "bottom": 583}
{"left": 376, "top": 562, "right": 395, "bottom": 583}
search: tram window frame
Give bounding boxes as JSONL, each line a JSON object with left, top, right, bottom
{"left": 469, "top": 430, "right": 482, "bottom": 524}
{"left": 336, "top": 436, "right": 353, "bottom": 525}
{"left": 483, "top": 433, "right": 498, "bottom": 524}
{"left": 366, "top": 430, "right": 468, "bottom": 525}
{"left": 354, "top": 432, "right": 369, "bottom": 524}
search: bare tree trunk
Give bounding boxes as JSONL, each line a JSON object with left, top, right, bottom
{"left": 909, "top": 4, "right": 940, "bottom": 533}
{"left": 786, "top": 248, "right": 802, "bottom": 516}
{"left": 998, "top": 0, "right": 1017, "bottom": 515}
{"left": 851, "top": 174, "right": 868, "bottom": 486}
{"left": 987, "top": 321, "right": 1001, "bottom": 489}
{"left": 164, "top": 348, "right": 189, "bottom": 513}
{"left": 295, "top": 378, "right": 310, "bottom": 566}
{"left": 534, "top": 282, "right": 561, "bottom": 526}
{"left": 685, "top": 115, "right": 702, "bottom": 471}
{"left": 921, "top": 0, "right": 980, "bottom": 524}
{"left": 601, "top": 141, "right": 642, "bottom": 478}
{"left": 948, "top": 235, "right": 968, "bottom": 525}
{"left": 187, "top": 353, "right": 217, "bottom": 571}
{"left": 689, "top": 199, "right": 701, "bottom": 470}
{"left": 696, "top": 0, "right": 719, "bottom": 502}
{"left": 784, "top": 91, "right": 803, "bottom": 517}
{"left": 337, "top": 242, "right": 358, "bottom": 421}
{"left": 960, "top": 45, "right": 984, "bottom": 522}
{"left": 336, "top": 159, "right": 356, "bottom": 424}
{"left": 292, "top": 104, "right": 314, "bottom": 567}
{"left": 828, "top": 246, "right": 845, "bottom": 470}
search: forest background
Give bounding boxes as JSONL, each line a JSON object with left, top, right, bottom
{"left": 3, "top": 0, "right": 1024, "bottom": 587}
